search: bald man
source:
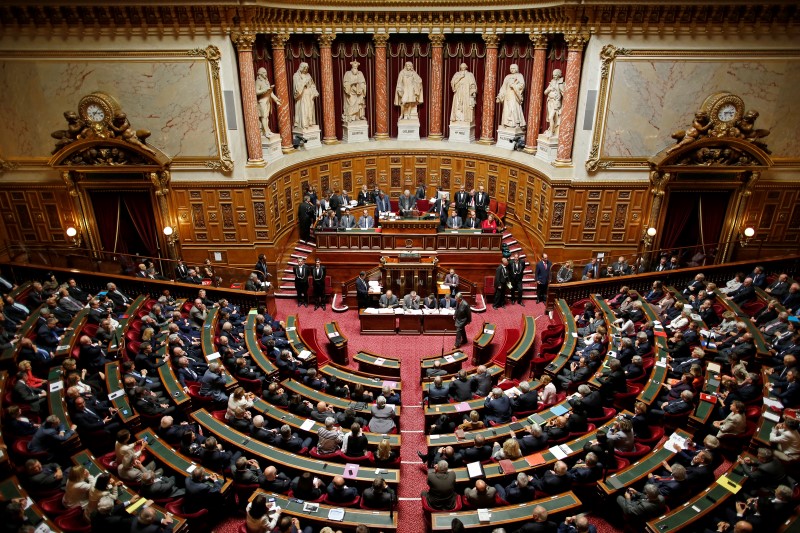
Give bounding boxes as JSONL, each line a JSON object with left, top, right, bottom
{"left": 326, "top": 474, "right": 358, "bottom": 503}
{"left": 464, "top": 478, "right": 497, "bottom": 507}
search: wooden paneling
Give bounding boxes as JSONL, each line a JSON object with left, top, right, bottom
{"left": 0, "top": 185, "right": 76, "bottom": 249}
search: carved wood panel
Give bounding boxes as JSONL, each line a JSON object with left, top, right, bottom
{"left": 0, "top": 187, "right": 75, "bottom": 246}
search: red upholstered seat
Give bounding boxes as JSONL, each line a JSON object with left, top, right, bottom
{"left": 54, "top": 507, "right": 91, "bottom": 533}
{"left": 321, "top": 494, "right": 360, "bottom": 508}
{"left": 614, "top": 442, "right": 651, "bottom": 460}
{"left": 309, "top": 448, "right": 343, "bottom": 461}
{"left": 636, "top": 425, "right": 665, "bottom": 448}
{"left": 421, "top": 494, "right": 462, "bottom": 513}
{"left": 484, "top": 276, "right": 495, "bottom": 297}
{"left": 587, "top": 406, "right": 617, "bottom": 425}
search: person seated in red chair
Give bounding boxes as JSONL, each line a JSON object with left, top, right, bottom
{"left": 532, "top": 460, "right": 572, "bottom": 495}
{"left": 326, "top": 475, "right": 358, "bottom": 504}
{"left": 421, "top": 460, "right": 457, "bottom": 510}
{"left": 463, "top": 479, "right": 497, "bottom": 508}
{"left": 483, "top": 387, "right": 513, "bottom": 425}
{"left": 481, "top": 212, "right": 498, "bottom": 233}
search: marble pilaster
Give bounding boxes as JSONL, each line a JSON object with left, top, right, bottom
{"left": 477, "top": 34, "right": 500, "bottom": 145}
{"left": 373, "top": 34, "right": 390, "bottom": 140}
{"left": 524, "top": 35, "right": 548, "bottom": 154}
{"left": 428, "top": 34, "right": 446, "bottom": 140}
{"left": 270, "top": 33, "right": 294, "bottom": 153}
{"left": 318, "top": 33, "right": 338, "bottom": 145}
{"left": 555, "top": 34, "right": 587, "bottom": 165}
{"left": 232, "top": 31, "right": 264, "bottom": 164}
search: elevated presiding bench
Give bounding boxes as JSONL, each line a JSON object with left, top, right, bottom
{"left": 358, "top": 308, "right": 459, "bottom": 335}
{"left": 430, "top": 491, "right": 581, "bottom": 530}
{"left": 251, "top": 490, "right": 397, "bottom": 531}
{"left": 192, "top": 408, "right": 400, "bottom": 485}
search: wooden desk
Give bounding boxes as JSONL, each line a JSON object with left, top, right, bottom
{"left": 281, "top": 378, "right": 401, "bottom": 417}
{"left": 72, "top": 449, "right": 186, "bottom": 531}
{"left": 354, "top": 351, "right": 401, "bottom": 378}
{"left": 380, "top": 217, "right": 439, "bottom": 234}
{"left": 711, "top": 288, "right": 770, "bottom": 356}
{"left": 0, "top": 476, "right": 62, "bottom": 532}
{"left": 201, "top": 307, "right": 237, "bottom": 390}
{"left": 319, "top": 363, "right": 401, "bottom": 396}
{"left": 598, "top": 428, "right": 693, "bottom": 496}
{"left": 244, "top": 310, "right": 278, "bottom": 376}
{"left": 323, "top": 321, "right": 349, "bottom": 364}
{"left": 398, "top": 312, "right": 422, "bottom": 334}
{"left": 105, "top": 362, "right": 140, "bottom": 428}
{"left": 420, "top": 349, "right": 467, "bottom": 382}
{"left": 472, "top": 321, "right": 496, "bottom": 364}
{"left": 47, "top": 368, "right": 81, "bottom": 449}
{"left": 430, "top": 492, "right": 581, "bottom": 530}
{"left": 646, "top": 460, "right": 747, "bottom": 533}
{"left": 545, "top": 300, "right": 578, "bottom": 378}
{"left": 690, "top": 367, "right": 721, "bottom": 429}
{"left": 359, "top": 310, "right": 398, "bottom": 334}
{"left": 422, "top": 311, "right": 456, "bottom": 335}
{"left": 250, "top": 397, "right": 401, "bottom": 449}
{"left": 421, "top": 362, "right": 503, "bottom": 386}
{"left": 136, "top": 428, "right": 232, "bottom": 495}
{"left": 252, "top": 490, "right": 397, "bottom": 531}
{"left": 192, "top": 409, "right": 400, "bottom": 485}
{"left": 505, "top": 315, "right": 536, "bottom": 378}
{"left": 55, "top": 308, "right": 89, "bottom": 358}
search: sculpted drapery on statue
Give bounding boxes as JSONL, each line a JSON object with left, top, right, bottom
{"left": 342, "top": 61, "right": 367, "bottom": 123}
{"left": 292, "top": 62, "right": 319, "bottom": 129}
{"left": 255, "top": 67, "right": 281, "bottom": 137}
{"left": 395, "top": 62, "right": 423, "bottom": 120}
{"left": 496, "top": 63, "right": 526, "bottom": 128}
{"left": 449, "top": 63, "right": 478, "bottom": 124}
{"left": 544, "top": 69, "right": 565, "bottom": 137}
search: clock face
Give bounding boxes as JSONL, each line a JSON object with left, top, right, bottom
{"left": 717, "top": 104, "right": 737, "bottom": 122}
{"left": 86, "top": 104, "right": 106, "bottom": 123}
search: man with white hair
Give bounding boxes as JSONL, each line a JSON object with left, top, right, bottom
{"left": 316, "top": 417, "right": 343, "bottom": 454}
{"left": 495, "top": 472, "right": 536, "bottom": 504}
{"left": 484, "top": 387, "right": 512, "bottom": 425}
{"left": 422, "top": 460, "right": 457, "bottom": 510}
{"left": 398, "top": 189, "right": 415, "bottom": 216}
{"left": 617, "top": 483, "right": 666, "bottom": 519}
{"left": 511, "top": 381, "right": 539, "bottom": 413}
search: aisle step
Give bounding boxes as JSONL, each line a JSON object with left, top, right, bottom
{"left": 509, "top": 246, "right": 522, "bottom": 253}
{"left": 299, "top": 240, "right": 316, "bottom": 247}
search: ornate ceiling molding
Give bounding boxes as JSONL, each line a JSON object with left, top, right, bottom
{"left": 0, "top": 3, "right": 796, "bottom": 37}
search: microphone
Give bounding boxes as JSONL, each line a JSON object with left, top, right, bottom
{"left": 441, "top": 329, "right": 447, "bottom": 357}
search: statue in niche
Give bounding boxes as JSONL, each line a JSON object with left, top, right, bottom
{"left": 395, "top": 61, "right": 423, "bottom": 120}
{"left": 292, "top": 62, "right": 319, "bottom": 129}
{"left": 496, "top": 63, "right": 526, "bottom": 129}
{"left": 255, "top": 67, "right": 281, "bottom": 136}
{"left": 342, "top": 61, "right": 367, "bottom": 123}
{"left": 543, "top": 68, "right": 566, "bottom": 137}
{"left": 449, "top": 63, "right": 478, "bottom": 124}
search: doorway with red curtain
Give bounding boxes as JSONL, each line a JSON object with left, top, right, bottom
{"left": 660, "top": 190, "right": 731, "bottom": 264}
{"left": 88, "top": 190, "right": 160, "bottom": 270}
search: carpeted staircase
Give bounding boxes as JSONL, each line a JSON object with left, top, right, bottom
{"left": 275, "top": 239, "right": 316, "bottom": 298}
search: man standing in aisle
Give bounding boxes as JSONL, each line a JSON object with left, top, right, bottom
{"left": 294, "top": 258, "right": 309, "bottom": 308}
{"left": 535, "top": 253, "right": 552, "bottom": 303}
{"left": 454, "top": 185, "right": 470, "bottom": 222}
{"left": 355, "top": 272, "right": 369, "bottom": 310}
{"left": 454, "top": 293, "right": 472, "bottom": 350}
{"left": 298, "top": 195, "right": 315, "bottom": 242}
{"left": 494, "top": 258, "right": 510, "bottom": 310}
{"left": 510, "top": 252, "right": 526, "bottom": 305}
{"left": 312, "top": 258, "right": 327, "bottom": 311}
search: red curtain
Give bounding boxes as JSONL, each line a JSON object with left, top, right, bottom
{"left": 122, "top": 193, "right": 159, "bottom": 258}
{"left": 90, "top": 192, "right": 125, "bottom": 255}
{"left": 494, "top": 36, "right": 536, "bottom": 135}
{"left": 540, "top": 36, "right": 568, "bottom": 135}
{"left": 698, "top": 191, "right": 731, "bottom": 251}
{"left": 660, "top": 192, "right": 697, "bottom": 252}
{"left": 442, "top": 36, "right": 486, "bottom": 140}
{"left": 387, "top": 36, "right": 431, "bottom": 138}
{"left": 332, "top": 37, "right": 376, "bottom": 141}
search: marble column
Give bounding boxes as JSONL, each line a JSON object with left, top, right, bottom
{"left": 523, "top": 34, "right": 548, "bottom": 154}
{"left": 477, "top": 33, "right": 500, "bottom": 145}
{"left": 318, "top": 33, "right": 338, "bottom": 145}
{"left": 373, "top": 34, "right": 390, "bottom": 140}
{"left": 428, "top": 34, "right": 446, "bottom": 140}
{"left": 231, "top": 31, "right": 264, "bottom": 164}
{"left": 270, "top": 33, "right": 294, "bottom": 153}
{"left": 555, "top": 34, "right": 587, "bottom": 165}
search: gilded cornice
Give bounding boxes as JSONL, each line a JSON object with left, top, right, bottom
{"left": 0, "top": 3, "right": 797, "bottom": 37}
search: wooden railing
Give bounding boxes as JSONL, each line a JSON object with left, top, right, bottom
{"left": 338, "top": 264, "right": 477, "bottom": 306}
{"left": 545, "top": 253, "right": 800, "bottom": 311}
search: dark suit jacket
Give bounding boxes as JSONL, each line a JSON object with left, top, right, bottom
{"left": 425, "top": 471, "right": 457, "bottom": 510}
{"left": 512, "top": 390, "right": 539, "bottom": 412}
{"left": 535, "top": 260, "right": 553, "bottom": 286}
{"left": 535, "top": 471, "right": 571, "bottom": 495}
{"left": 484, "top": 394, "right": 512, "bottom": 424}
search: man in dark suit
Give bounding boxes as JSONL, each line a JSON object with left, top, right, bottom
{"left": 463, "top": 479, "right": 497, "bottom": 508}
{"left": 617, "top": 484, "right": 666, "bottom": 521}
{"left": 13, "top": 371, "right": 47, "bottom": 415}
{"left": 533, "top": 461, "right": 572, "bottom": 495}
{"left": 449, "top": 370, "right": 473, "bottom": 402}
{"left": 748, "top": 266, "right": 767, "bottom": 288}
{"left": 454, "top": 185, "right": 470, "bottom": 221}
{"left": 105, "top": 282, "right": 132, "bottom": 312}
{"left": 311, "top": 258, "right": 326, "bottom": 310}
{"left": 139, "top": 470, "right": 185, "bottom": 500}
{"left": 494, "top": 257, "right": 510, "bottom": 309}
{"left": 184, "top": 467, "right": 224, "bottom": 514}
{"left": 495, "top": 472, "right": 537, "bottom": 504}
{"left": 463, "top": 209, "right": 480, "bottom": 229}
{"left": 509, "top": 252, "right": 526, "bottom": 305}
{"left": 427, "top": 377, "right": 450, "bottom": 404}
{"left": 71, "top": 395, "right": 120, "bottom": 435}
{"left": 293, "top": 257, "right": 309, "bottom": 308}
{"left": 577, "top": 385, "right": 604, "bottom": 419}
{"left": 28, "top": 415, "right": 76, "bottom": 456}
{"left": 741, "top": 447, "right": 786, "bottom": 492}
{"left": 398, "top": 189, "right": 415, "bottom": 216}
{"left": 439, "top": 294, "right": 457, "bottom": 309}
{"left": 298, "top": 195, "right": 315, "bottom": 242}
{"left": 326, "top": 475, "right": 359, "bottom": 503}
{"left": 727, "top": 277, "right": 756, "bottom": 305}
{"left": 421, "top": 461, "right": 457, "bottom": 510}
{"left": 595, "top": 358, "right": 627, "bottom": 401}
{"left": 453, "top": 292, "right": 471, "bottom": 349}
{"left": 174, "top": 260, "right": 190, "bottom": 281}
{"left": 567, "top": 452, "right": 604, "bottom": 483}
{"left": 23, "top": 459, "right": 66, "bottom": 493}
{"left": 362, "top": 477, "right": 394, "bottom": 509}
{"left": 375, "top": 191, "right": 391, "bottom": 214}
{"left": 484, "top": 387, "right": 512, "bottom": 424}
{"left": 355, "top": 271, "right": 369, "bottom": 310}
{"left": 36, "top": 317, "right": 63, "bottom": 353}
{"left": 473, "top": 185, "right": 490, "bottom": 222}
{"left": 511, "top": 506, "right": 558, "bottom": 533}
{"left": 471, "top": 365, "right": 494, "bottom": 396}
{"left": 773, "top": 369, "right": 799, "bottom": 408}
{"left": 557, "top": 356, "right": 592, "bottom": 390}
{"left": 511, "top": 381, "right": 539, "bottom": 413}
{"left": 535, "top": 253, "right": 552, "bottom": 302}
{"left": 462, "top": 434, "right": 493, "bottom": 463}
{"left": 130, "top": 505, "right": 175, "bottom": 533}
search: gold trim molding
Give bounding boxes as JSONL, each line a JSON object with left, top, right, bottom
{"left": 0, "top": 46, "right": 233, "bottom": 174}
{"left": 586, "top": 47, "right": 800, "bottom": 173}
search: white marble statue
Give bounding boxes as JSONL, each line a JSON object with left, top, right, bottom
{"left": 292, "top": 62, "right": 318, "bottom": 129}
{"left": 395, "top": 61, "right": 423, "bottom": 120}
{"left": 496, "top": 63, "right": 526, "bottom": 128}
{"left": 544, "top": 68, "right": 566, "bottom": 137}
{"left": 342, "top": 60, "right": 367, "bottom": 123}
{"left": 449, "top": 63, "right": 478, "bottom": 124}
{"left": 255, "top": 67, "right": 281, "bottom": 137}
